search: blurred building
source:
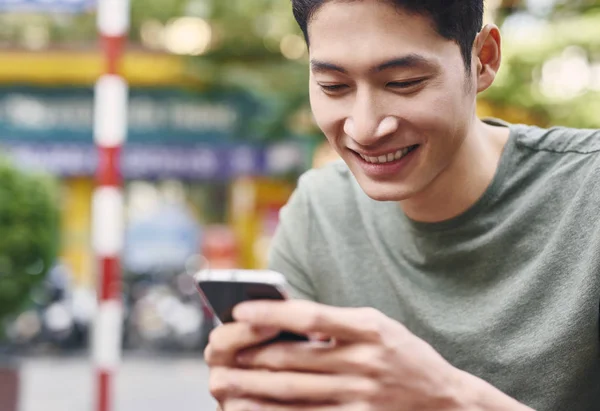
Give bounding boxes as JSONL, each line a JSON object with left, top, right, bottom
{"left": 0, "top": 49, "right": 312, "bottom": 288}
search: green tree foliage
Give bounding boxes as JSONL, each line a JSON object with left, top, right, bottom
{"left": 480, "top": 3, "right": 600, "bottom": 128}
{"left": 0, "top": 159, "right": 60, "bottom": 324}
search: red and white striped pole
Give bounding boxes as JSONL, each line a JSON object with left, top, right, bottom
{"left": 92, "top": 1, "right": 130, "bottom": 411}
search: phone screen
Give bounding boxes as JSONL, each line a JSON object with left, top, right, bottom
{"left": 197, "top": 281, "right": 287, "bottom": 323}
{"left": 196, "top": 280, "right": 307, "bottom": 342}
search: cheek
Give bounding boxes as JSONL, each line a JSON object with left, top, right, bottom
{"left": 309, "top": 84, "right": 345, "bottom": 142}
{"left": 395, "top": 88, "right": 470, "bottom": 172}
{"left": 396, "top": 94, "right": 455, "bottom": 138}
{"left": 402, "top": 80, "right": 470, "bottom": 136}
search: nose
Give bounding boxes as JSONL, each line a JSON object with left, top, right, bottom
{"left": 343, "top": 91, "right": 399, "bottom": 146}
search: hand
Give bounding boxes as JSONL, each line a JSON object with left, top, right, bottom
{"left": 205, "top": 321, "right": 284, "bottom": 411}
{"left": 209, "top": 300, "right": 473, "bottom": 411}
{"left": 204, "top": 322, "right": 283, "bottom": 367}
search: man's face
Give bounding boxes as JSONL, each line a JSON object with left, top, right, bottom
{"left": 308, "top": 0, "right": 479, "bottom": 201}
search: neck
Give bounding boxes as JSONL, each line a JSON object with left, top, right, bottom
{"left": 399, "top": 118, "right": 510, "bottom": 223}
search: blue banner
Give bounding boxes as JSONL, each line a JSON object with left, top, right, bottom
{"left": 0, "top": 0, "right": 95, "bottom": 12}
{"left": 124, "top": 203, "right": 201, "bottom": 274}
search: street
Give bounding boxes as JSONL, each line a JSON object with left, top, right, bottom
{"left": 19, "top": 355, "right": 217, "bottom": 411}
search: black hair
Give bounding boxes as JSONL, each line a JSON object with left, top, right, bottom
{"left": 291, "top": 0, "right": 484, "bottom": 73}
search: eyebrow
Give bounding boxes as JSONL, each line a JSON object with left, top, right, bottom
{"left": 310, "top": 60, "right": 348, "bottom": 74}
{"left": 310, "top": 53, "right": 437, "bottom": 75}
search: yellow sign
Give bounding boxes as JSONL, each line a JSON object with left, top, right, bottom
{"left": 0, "top": 50, "right": 200, "bottom": 87}
{"left": 60, "top": 178, "right": 94, "bottom": 286}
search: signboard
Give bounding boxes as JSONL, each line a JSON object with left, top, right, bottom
{"left": 0, "top": 86, "right": 310, "bottom": 179}
{"left": 0, "top": 87, "right": 265, "bottom": 144}
{"left": 1, "top": 141, "right": 308, "bottom": 180}
{"left": 0, "top": 0, "right": 95, "bottom": 12}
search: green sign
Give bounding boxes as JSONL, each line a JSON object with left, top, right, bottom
{"left": 0, "top": 86, "right": 270, "bottom": 145}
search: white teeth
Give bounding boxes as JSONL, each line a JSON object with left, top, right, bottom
{"left": 359, "top": 146, "right": 416, "bottom": 164}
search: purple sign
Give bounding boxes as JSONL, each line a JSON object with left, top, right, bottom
{"left": 0, "top": 0, "right": 95, "bottom": 12}
{"left": 1, "top": 142, "right": 307, "bottom": 180}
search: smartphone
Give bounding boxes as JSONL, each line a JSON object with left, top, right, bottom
{"left": 194, "top": 269, "right": 308, "bottom": 342}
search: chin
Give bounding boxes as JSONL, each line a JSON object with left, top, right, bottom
{"left": 358, "top": 179, "right": 415, "bottom": 202}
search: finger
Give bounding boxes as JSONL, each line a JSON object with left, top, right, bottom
{"left": 233, "top": 300, "right": 394, "bottom": 343}
{"left": 237, "top": 342, "right": 386, "bottom": 377}
{"left": 205, "top": 323, "right": 281, "bottom": 366}
{"left": 223, "top": 398, "right": 356, "bottom": 411}
{"left": 210, "top": 368, "right": 374, "bottom": 403}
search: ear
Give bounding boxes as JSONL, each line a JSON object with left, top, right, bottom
{"left": 473, "top": 24, "right": 502, "bottom": 93}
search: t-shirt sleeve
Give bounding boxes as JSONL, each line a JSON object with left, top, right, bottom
{"left": 267, "top": 175, "right": 317, "bottom": 301}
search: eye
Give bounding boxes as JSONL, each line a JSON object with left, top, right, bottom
{"left": 319, "top": 84, "right": 349, "bottom": 94}
{"left": 387, "top": 79, "right": 425, "bottom": 89}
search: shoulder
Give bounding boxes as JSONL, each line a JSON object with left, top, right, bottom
{"left": 512, "top": 124, "right": 600, "bottom": 155}
{"left": 503, "top": 124, "right": 600, "bottom": 203}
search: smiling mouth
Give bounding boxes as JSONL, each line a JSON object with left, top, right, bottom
{"left": 355, "top": 145, "right": 419, "bottom": 164}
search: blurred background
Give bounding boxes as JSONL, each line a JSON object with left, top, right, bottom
{"left": 0, "top": 0, "right": 599, "bottom": 410}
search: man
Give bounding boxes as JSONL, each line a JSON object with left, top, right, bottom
{"left": 205, "top": 0, "right": 600, "bottom": 410}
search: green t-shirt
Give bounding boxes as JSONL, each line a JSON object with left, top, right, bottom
{"left": 268, "top": 122, "right": 600, "bottom": 411}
